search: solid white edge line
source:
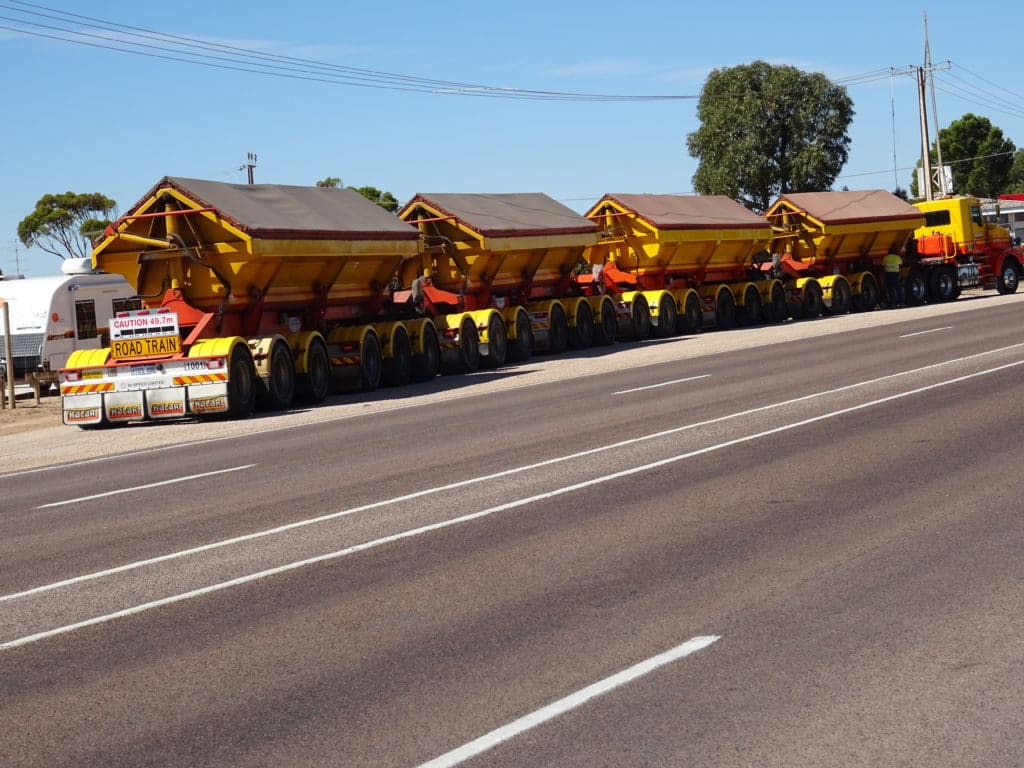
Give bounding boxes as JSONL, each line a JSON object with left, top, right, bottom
{"left": 413, "top": 635, "right": 721, "bottom": 768}
{"left": 34, "top": 465, "right": 257, "bottom": 509}
{"left": 612, "top": 374, "right": 711, "bottom": 395}
{"left": 899, "top": 326, "right": 953, "bottom": 338}
{"left": 2, "top": 359, "right": 1021, "bottom": 650}
{"left": 3, "top": 343, "right": 1023, "bottom": 604}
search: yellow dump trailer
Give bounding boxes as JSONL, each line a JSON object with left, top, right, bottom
{"left": 765, "top": 190, "right": 925, "bottom": 314}
{"left": 397, "top": 193, "right": 604, "bottom": 366}
{"left": 584, "top": 194, "right": 784, "bottom": 335}
{"left": 60, "top": 177, "right": 421, "bottom": 427}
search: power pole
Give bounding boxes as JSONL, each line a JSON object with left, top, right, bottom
{"left": 240, "top": 152, "right": 258, "bottom": 185}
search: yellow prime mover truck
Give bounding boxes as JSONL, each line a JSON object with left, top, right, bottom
{"left": 59, "top": 178, "right": 1021, "bottom": 427}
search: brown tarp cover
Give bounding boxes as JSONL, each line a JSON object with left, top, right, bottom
{"left": 405, "top": 193, "right": 598, "bottom": 238}
{"left": 774, "top": 190, "right": 923, "bottom": 225}
{"left": 601, "top": 193, "right": 772, "bottom": 231}
{"left": 133, "top": 177, "right": 420, "bottom": 241}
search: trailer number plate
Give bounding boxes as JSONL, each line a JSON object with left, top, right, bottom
{"left": 111, "top": 335, "right": 181, "bottom": 359}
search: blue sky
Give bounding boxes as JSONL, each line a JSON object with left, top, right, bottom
{"left": 2, "top": 0, "right": 1022, "bottom": 277}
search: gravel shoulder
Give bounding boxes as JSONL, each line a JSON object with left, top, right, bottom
{"left": 3, "top": 290, "right": 1019, "bottom": 474}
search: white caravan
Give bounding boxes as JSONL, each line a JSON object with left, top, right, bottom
{"left": 0, "top": 259, "right": 138, "bottom": 388}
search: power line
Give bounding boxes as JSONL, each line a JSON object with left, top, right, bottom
{"left": 0, "top": 2, "right": 695, "bottom": 101}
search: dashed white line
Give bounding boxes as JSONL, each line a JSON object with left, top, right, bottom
{"left": 899, "top": 326, "right": 953, "bottom": 338}
{"left": 2, "top": 358, "right": 1021, "bottom": 650}
{"left": 4, "top": 345, "right": 1023, "bottom": 605}
{"left": 414, "top": 635, "right": 720, "bottom": 768}
{"left": 35, "top": 465, "right": 257, "bottom": 509}
{"left": 612, "top": 374, "right": 711, "bottom": 395}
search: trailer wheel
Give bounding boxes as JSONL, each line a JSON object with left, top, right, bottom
{"left": 411, "top": 322, "right": 440, "bottom": 383}
{"left": 568, "top": 301, "right": 593, "bottom": 350}
{"left": 382, "top": 325, "right": 413, "bottom": 387}
{"left": 548, "top": 303, "right": 569, "bottom": 354}
{"left": 443, "top": 317, "right": 481, "bottom": 373}
{"left": 256, "top": 338, "right": 296, "bottom": 411}
{"left": 826, "top": 278, "right": 852, "bottom": 316}
{"left": 997, "top": 259, "right": 1020, "bottom": 295}
{"left": 226, "top": 344, "right": 257, "bottom": 419}
{"left": 737, "top": 285, "right": 763, "bottom": 326}
{"left": 714, "top": 290, "right": 736, "bottom": 330}
{"left": 853, "top": 274, "right": 879, "bottom": 311}
{"left": 481, "top": 313, "right": 507, "bottom": 368}
{"left": 655, "top": 295, "right": 677, "bottom": 338}
{"left": 928, "top": 266, "right": 957, "bottom": 302}
{"left": 801, "top": 282, "right": 823, "bottom": 318}
{"left": 763, "top": 282, "right": 788, "bottom": 323}
{"left": 630, "top": 297, "right": 651, "bottom": 340}
{"left": 507, "top": 311, "right": 533, "bottom": 362}
{"left": 904, "top": 271, "right": 928, "bottom": 306}
{"left": 294, "top": 337, "right": 330, "bottom": 403}
{"left": 593, "top": 297, "right": 617, "bottom": 346}
{"left": 677, "top": 292, "right": 703, "bottom": 334}
{"left": 359, "top": 330, "right": 383, "bottom": 391}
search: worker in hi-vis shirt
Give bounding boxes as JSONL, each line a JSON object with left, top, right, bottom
{"left": 882, "top": 250, "right": 903, "bottom": 307}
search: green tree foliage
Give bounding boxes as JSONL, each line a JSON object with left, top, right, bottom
{"left": 910, "top": 113, "right": 1016, "bottom": 198}
{"left": 686, "top": 61, "right": 854, "bottom": 212}
{"left": 314, "top": 177, "right": 399, "bottom": 212}
{"left": 1003, "top": 150, "right": 1024, "bottom": 194}
{"left": 351, "top": 186, "right": 400, "bottom": 213}
{"left": 17, "top": 191, "right": 117, "bottom": 261}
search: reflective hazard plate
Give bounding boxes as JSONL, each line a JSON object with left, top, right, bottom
{"left": 110, "top": 335, "right": 181, "bottom": 359}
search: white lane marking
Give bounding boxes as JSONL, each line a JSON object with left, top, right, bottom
{"left": 899, "top": 326, "right": 953, "bottom": 338}
{"left": 2, "top": 346, "right": 1021, "bottom": 605}
{"left": 34, "top": 465, "right": 257, "bottom": 509}
{"left": 4, "top": 338, "right": 1024, "bottom": 481}
{"left": 1, "top": 360, "right": 1020, "bottom": 650}
{"left": 414, "top": 635, "right": 720, "bottom": 768}
{"left": 612, "top": 374, "right": 711, "bottom": 395}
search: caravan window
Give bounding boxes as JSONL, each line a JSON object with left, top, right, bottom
{"left": 113, "top": 297, "right": 142, "bottom": 314}
{"left": 75, "top": 300, "right": 97, "bottom": 340}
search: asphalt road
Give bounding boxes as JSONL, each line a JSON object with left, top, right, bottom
{"left": 2, "top": 295, "right": 1024, "bottom": 767}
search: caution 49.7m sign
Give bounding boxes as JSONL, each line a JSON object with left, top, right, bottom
{"left": 109, "top": 309, "right": 182, "bottom": 359}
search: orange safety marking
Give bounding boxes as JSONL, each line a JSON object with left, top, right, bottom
{"left": 171, "top": 372, "right": 229, "bottom": 386}
{"left": 60, "top": 382, "right": 115, "bottom": 395}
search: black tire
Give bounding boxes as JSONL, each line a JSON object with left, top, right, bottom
{"left": 295, "top": 337, "right": 330, "bottom": 403}
{"left": 382, "top": 325, "right": 413, "bottom": 387}
{"left": 568, "top": 301, "right": 593, "bottom": 350}
{"left": 630, "top": 297, "right": 651, "bottom": 339}
{"left": 997, "top": 258, "right": 1020, "bottom": 295}
{"left": 715, "top": 290, "right": 737, "bottom": 330}
{"left": 256, "top": 338, "right": 295, "bottom": 411}
{"left": 737, "top": 285, "right": 763, "bottom": 326}
{"left": 677, "top": 291, "right": 703, "bottom": 334}
{"left": 801, "top": 282, "right": 823, "bottom": 318}
{"left": 359, "top": 331, "right": 383, "bottom": 391}
{"left": 904, "top": 271, "right": 928, "bottom": 306}
{"left": 763, "top": 282, "right": 788, "bottom": 323}
{"left": 928, "top": 266, "right": 957, "bottom": 302}
{"left": 507, "top": 311, "right": 533, "bottom": 362}
{"left": 853, "top": 274, "right": 879, "bottom": 312}
{"left": 411, "top": 322, "right": 441, "bottom": 383}
{"left": 483, "top": 313, "right": 507, "bottom": 367}
{"left": 827, "top": 278, "right": 852, "bottom": 315}
{"left": 593, "top": 298, "right": 617, "bottom": 346}
{"left": 226, "top": 344, "right": 257, "bottom": 419}
{"left": 548, "top": 303, "right": 569, "bottom": 354}
{"left": 655, "top": 294, "right": 677, "bottom": 338}
{"left": 443, "top": 317, "right": 481, "bottom": 373}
